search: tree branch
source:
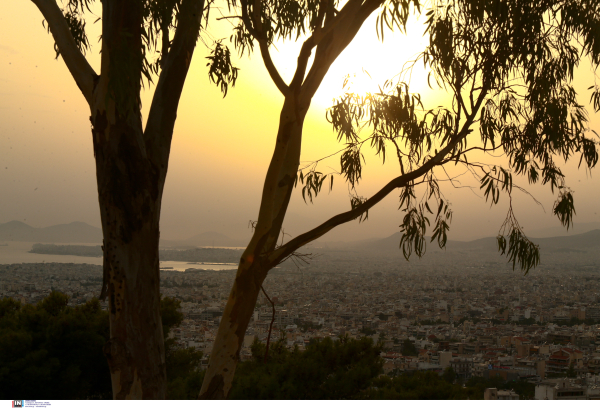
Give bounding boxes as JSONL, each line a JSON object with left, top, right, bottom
{"left": 144, "top": 0, "right": 205, "bottom": 167}
{"left": 311, "top": 0, "right": 366, "bottom": 44}
{"left": 289, "top": 38, "right": 316, "bottom": 91}
{"left": 31, "top": 0, "right": 97, "bottom": 105}
{"left": 299, "top": 0, "right": 384, "bottom": 103}
{"left": 267, "top": 145, "right": 452, "bottom": 266}
{"left": 291, "top": 0, "right": 376, "bottom": 94}
{"left": 258, "top": 39, "right": 291, "bottom": 96}
{"left": 268, "top": 86, "right": 489, "bottom": 266}
{"left": 243, "top": 0, "right": 290, "bottom": 96}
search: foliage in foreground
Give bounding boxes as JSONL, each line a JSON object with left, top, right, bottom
{"left": 0, "top": 293, "right": 110, "bottom": 399}
{"left": 229, "top": 336, "right": 383, "bottom": 399}
{"left": 366, "top": 371, "right": 469, "bottom": 399}
{"left": 0, "top": 293, "right": 202, "bottom": 399}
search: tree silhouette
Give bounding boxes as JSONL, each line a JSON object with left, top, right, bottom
{"left": 567, "top": 361, "right": 577, "bottom": 378}
{"left": 442, "top": 366, "right": 456, "bottom": 384}
{"left": 201, "top": 0, "right": 600, "bottom": 398}
{"left": 365, "top": 370, "right": 470, "bottom": 399}
{"left": 25, "top": 0, "right": 237, "bottom": 399}
{"left": 402, "top": 338, "right": 418, "bottom": 356}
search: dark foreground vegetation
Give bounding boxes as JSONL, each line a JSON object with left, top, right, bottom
{"left": 0, "top": 293, "right": 202, "bottom": 399}
{"left": 0, "top": 293, "right": 534, "bottom": 399}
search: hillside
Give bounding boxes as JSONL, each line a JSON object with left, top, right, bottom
{"left": 0, "top": 221, "right": 102, "bottom": 243}
{"left": 313, "top": 228, "right": 600, "bottom": 269}
{"left": 0, "top": 221, "right": 247, "bottom": 248}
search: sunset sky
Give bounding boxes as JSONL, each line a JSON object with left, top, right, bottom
{"left": 1, "top": 1, "right": 600, "bottom": 244}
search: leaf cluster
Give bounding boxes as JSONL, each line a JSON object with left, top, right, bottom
{"left": 228, "top": 0, "right": 334, "bottom": 52}
{"left": 46, "top": 0, "right": 240, "bottom": 106}
{"left": 295, "top": 168, "right": 334, "bottom": 203}
{"left": 206, "top": 40, "right": 239, "bottom": 96}
{"left": 45, "top": 0, "right": 95, "bottom": 59}
{"left": 398, "top": 177, "right": 452, "bottom": 260}
{"left": 319, "top": 0, "right": 600, "bottom": 274}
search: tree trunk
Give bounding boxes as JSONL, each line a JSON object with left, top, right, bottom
{"left": 101, "top": 218, "right": 165, "bottom": 399}
{"left": 93, "top": 109, "right": 167, "bottom": 398}
{"left": 89, "top": 1, "right": 169, "bottom": 398}
{"left": 199, "top": 99, "right": 306, "bottom": 399}
{"left": 200, "top": 0, "right": 384, "bottom": 397}
{"left": 198, "top": 261, "right": 267, "bottom": 398}
{"left": 30, "top": 0, "right": 207, "bottom": 400}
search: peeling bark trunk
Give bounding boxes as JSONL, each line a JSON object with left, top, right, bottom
{"left": 90, "top": 0, "right": 169, "bottom": 398}
{"left": 30, "top": 0, "right": 206, "bottom": 400}
{"left": 101, "top": 223, "right": 165, "bottom": 399}
{"left": 93, "top": 110, "right": 167, "bottom": 399}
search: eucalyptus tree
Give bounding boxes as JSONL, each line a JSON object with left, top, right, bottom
{"left": 26, "top": 0, "right": 236, "bottom": 398}
{"left": 200, "top": 0, "right": 599, "bottom": 398}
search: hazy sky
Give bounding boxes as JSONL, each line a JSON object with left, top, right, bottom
{"left": 1, "top": 2, "right": 600, "bottom": 244}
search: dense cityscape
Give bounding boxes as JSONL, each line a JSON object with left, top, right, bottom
{"left": 2, "top": 242, "right": 600, "bottom": 400}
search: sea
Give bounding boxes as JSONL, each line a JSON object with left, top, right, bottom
{"left": 0, "top": 242, "right": 238, "bottom": 272}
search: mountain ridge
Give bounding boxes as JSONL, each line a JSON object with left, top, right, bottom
{"left": 0, "top": 221, "right": 102, "bottom": 243}
{"left": 318, "top": 229, "right": 600, "bottom": 254}
{"left": 0, "top": 221, "right": 247, "bottom": 247}
{"left": 3, "top": 220, "right": 599, "bottom": 253}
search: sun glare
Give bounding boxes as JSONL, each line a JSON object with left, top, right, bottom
{"left": 312, "top": 14, "right": 433, "bottom": 109}
{"left": 263, "top": 13, "right": 433, "bottom": 110}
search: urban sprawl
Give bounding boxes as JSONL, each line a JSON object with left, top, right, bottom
{"left": 2, "top": 258, "right": 600, "bottom": 400}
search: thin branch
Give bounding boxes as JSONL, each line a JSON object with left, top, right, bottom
{"left": 456, "top": 159, "right": 546, "bottom": 211}
{"left": 279, "top": 250, "right": 315, "bottom": 268}
{"left": 459, "top": 145, "right": 504, "bottom": 155}
{"left": 260, "top": 285, "right": 275, "bottom": 363}
{"left": 258, "top": 39, "right": 290, "bottom": 96}
{"left": 268, "top": 85, "right": 490, "bottom": 266}
{"left": 298, "top": 136, "right": 374, "bottom": 172}
{"left": 31, "top": 0, "right": 97, "bottom": 105}
{"left": 390, "top": 138, "right": 406, "bottom": 174}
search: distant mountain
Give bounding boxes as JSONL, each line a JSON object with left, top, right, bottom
{"left": 0, "top": 221, "right": 102, "bottom": 243}
{"left": 528, "top": 222, "right": 600, "bottom": 238}
{"left": 353, "top": 231, "right": 463, "bottom": 252}
{"left": 533, "top": 229, "right": 600, "bottom": 251}
{"left": 0, "top": 220, "right": 248, "bottom": 248}
{"left": 349, "top": 229, "right": 600, "bottom": 254}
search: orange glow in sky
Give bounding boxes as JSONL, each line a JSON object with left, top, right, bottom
{"left": 1, "top": 3, "right": 599, "bottom": 243}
